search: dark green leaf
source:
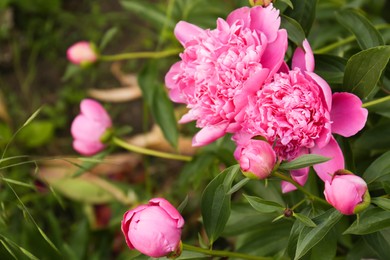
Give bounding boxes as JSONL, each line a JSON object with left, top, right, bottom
{"left": 244, "top": 194, "right": 284, "bottom": 214}
{"left": 363, "top": 150, "right": 390, "bottom": 185}
{"left": 363, "top": 229, "right": 390, "bottom": 260}
{"left": 295, "top": 208, "right": 342, "bottom": 260}
{"left": 371, "top": 197, "right": 390, "bottom": 211}
{"left": 138, "top": 61, "right": 178, "bottom": 147}
{"left": 355, "top": 121, "right": 390, "bottom": 151}
{"left": 281, "top": 15, "right": 305, "bottom": 46}
{"left": 309, "top": 228, "right": 337, "bottom": 260}
{"left": 336, "top": 9, "right": 384, "bottom": 50}
{"left": 293, "top": 212, "right": 317, "bottom": 227}
{"left": 314, "top": 54, "right": 347, "bottom": 84}
{"left": 344, "top": 207, "right": 390, "bottom": 235}
{"left": 284, "top": 0, "right": 317, "bottom": 36}
{"left": 201, "top": 165, "right": 240, "bottom": 245}
{"left": 343, "top": 46, "right": 390, "bottom": 98}
{"left": 279, "top": 154, "right": 330, "bottom": 170}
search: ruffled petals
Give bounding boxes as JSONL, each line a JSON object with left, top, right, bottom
{"left": 292, "top": 39, "right": 315, "bottom": 72}
{"left": 192, "top": 123, "right": 228, "bottom": 147}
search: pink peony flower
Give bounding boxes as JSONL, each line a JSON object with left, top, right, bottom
{"left": 324, "top": 170, "right": 370, "bottom": 215}
{"left": 234, "top": 135, "right": 276, "bottom": 179}
{"left": 165, "top": 4, "right": 287, "bottom": 146}
{"left": 67, "top": 41, "right": 98, "bottom": 65}
{"left": 236, "top": 39, "right": 368, "bottom": 189}
{"left": 121, "top": 198, "right": 184, "bottom": 258}
{"left": 71, "top": 99, "right": 112, "bottom": 156}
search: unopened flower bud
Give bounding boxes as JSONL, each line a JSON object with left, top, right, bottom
{"left": 249, "top": 0, "right": 272, "bottom": 7}
{"left": 121, "top": 198, "right": 184, "bottom": 258}
{"left": 324, "top": 170, "right": 370, "bottom": 215}
{"left": 67, "top": 41, "right": 98, "bottom": 66}
{"left": 234, "top": 139, "right": 276, "bottom": 179}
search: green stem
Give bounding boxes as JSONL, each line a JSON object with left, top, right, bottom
{"left": 182, "top": 244, "right": 273, "bottom": 260}
{"left": 362, "top": 95, "right": 390, "bottom": 108}
{"left": 314, "top": 24, "right": 390, "bottom": 54}
{"left": 112, "top": 137, "right": 192, "bottom": 162}
{"left": 273, "top": 171, "right": 329, "bottom": 205}
{"left": 99, "top": 48, "right": 181, "bottom": 61}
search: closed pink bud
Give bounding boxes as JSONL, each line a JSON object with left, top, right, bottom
{"left": 67, "top": 41, "right": 98, "bottom": 65}
{"left": 121, "top": 198, "right": 184, "bottom": 258}
{"left": 324, "top": 170, "right": 370, "bottom": 215}
{"left": 71, "top": 99, "right": 112, "bottom": 156}
{"left": 235, "top": 139, "right": 276, "bottom": 179}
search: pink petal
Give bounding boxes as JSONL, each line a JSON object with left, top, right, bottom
{"left": 149, "top": 198, "right": 185, "bottom": 228}
{"left": 315, "top": 112, "right": 332, "bottom": 148}
{"left": 330, "top": 92, "right": 368, "bottom": 137}
{"left": 305, "top": 71, "right": 332, "bottom": 111}
{"left": 71, "top": 115, "right": 107, "bottom": 142}
{"left": 192, "top": 123, "right": 228, "bottom": 147}
{"left": 250, "top": 5, "right": 281, "bottom": 42}
{"left": 165, "top": 62, "right": 187, "bottom": 103}
{"left": 226, "top": 7, "right": 251, "bottom": 28}
{"left": 174, "top": 21, "right": 204, "bottom": 46}
{"left": 260, "top": 29, "right": 288, "bottom": 77}
{"left": 73, "top": 139, "right": 105, "bottom": 156}
{"left": 80, "top": 99, "right": 112, "bottom": 126}
{"left": 292, "top": 39, "right": 315, "bottom": 72}
{"left": 311, "top": 136, "right": 345, "bottom": 182}
{"left": 281, "top": 167, "right": 309, "bottom": 193}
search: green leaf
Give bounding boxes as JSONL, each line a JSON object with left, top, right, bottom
{"left": 335, "top": 9, "right": 384, "bottom": 50}
{"left": 344, "top": 207, "right": 390, "bottom": 235}
{"left": 314, "top": 54, "right": 347, "bottom": 85}
{"left": 201, "top": 165, "right": 240, "bottom": 245}
{"left": 363, "top": 150, "right": 390, "bottom": 185}
{"left": 355, "top": 121, "right": 390, "bottom": 151}
{"left": 295, "top": 208, "right": 342, "bottom": 260}
{"left": 138, "top": 61, "right": 178, "bottom": 147}
{"left": 309, "top": 228, "right": 337, "bottom": 260}
{"left": 99, "top": 27, "right": 119, "bottom": 51}
{"left": 293, "top": 212, "right": 317, "bottom": 227}
{"left": 17, "top": 120, "right": 54, "bottom": 148}
{"left": 279, "top": 154, "right": 330, "bottom": 170}
{"left": 363, "top": 229, "right": 390, "bottom": 260}
{"left": 371, "top": 197, "right": 390, "bottom": 211}
{"left": 244, "top": 194, "right": 284, "bottom": 214}
{"left": 343, "top": 46, "right": 390, "bottom": 99}
{"left": 284, "top": 0, "right": 317, "bottom": 36}
{"left": 281, "top": 15, "right": 305, "bottom": 46}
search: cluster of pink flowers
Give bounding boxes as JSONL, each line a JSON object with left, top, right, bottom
{"left": 165, "top": 4, "right": 369, "bottom": 214}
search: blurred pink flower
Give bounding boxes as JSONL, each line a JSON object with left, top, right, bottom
{"left": 324, "top": 170, "right": 370, "bottom": 215}
{"left": 165, "top": 4, "right": 287, "bottom": 146}
{"left": 121, "top": 198, "right": 184, "bottom": 258}
{"left": 234, "top": 135, "right": 276, "bottom": 179}
{"left": 236, "top": 39, "right": 368, "bottom": 188}
{"left": 67, "top": 41, "right": 97, "bottom": 65}
{"left": 71, "top": 99, "right": 112, "bottom": 156}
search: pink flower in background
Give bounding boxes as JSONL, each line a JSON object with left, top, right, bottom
{"left": 324, "top": 170, "right": 370, "bottom": 215}
{"left": 236, "top": 39, "right": 367, "bottom": 190}
{"left": 121, "top": 198, "right": 184, "bottom": 258}
{"left": 165, "top": 4, "right": 287, "bottom": 146}
{"left": 67, "top": 41, "right": 98, "bottom": 65}
{"left": 71, "top": 99, "right": 112, "bottom": 156}
{"left": 234, "top": 135, "right": 276, "bottom": 179}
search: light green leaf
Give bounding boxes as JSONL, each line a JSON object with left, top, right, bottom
{"left": 295, "top": 208, "right": 342, "bottom": 260}
{"left": 279, "top": 154, "right": 330, "bottom": 170}
{"left": 344, "top": 207, "right": 390, "bottom": 235}
{"left": 201, "top": 165, "right": 240, "bottom": 245}
{"left": 99, "top": 27, "right": 119, "bottom": 51}
{"left": 371, "top": 197, "right": 390, "bottom": 211}
{"left": 343, "top": 46, "right": 390, "bottom": 98}
{"left": 336, "top": 9, "right": 384, "bottom": 50}
{"left": 17, "top": 120, "right": 54, "bottom": 148}
{"left": 244, "top": 194, "right": 284, "bottom": 214}
{"left": 293, "top": 212, "right": 317, "bottom": 227}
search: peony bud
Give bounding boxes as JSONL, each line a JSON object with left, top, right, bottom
{"left": 71, "top": 99, "right": 112, "bottom": 156}
{"left": 234, "top": 139, "right": 276, "bottom": 179}
{"left": 249, "top": 0, "right": 272, "bottom": 7}
{"left": 67, "top": 41, "right": 98, "bottom": 66}
{"left": 324, "top": 170, "right": 370, "bottom": 215}
{"left": 121, "top": 198, "right": 184, "bottom": 258}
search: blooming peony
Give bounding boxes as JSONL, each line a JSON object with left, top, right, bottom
{"left": 324, "top": 170, "right": 370, "bottom": 215}
{"left": 165, "top": 4, "right": 287, "bottom": 146}
{"left": 67, "top": 41, "right": 98, "bottom": 65}
{"left": 235, "top": 39, "right": 368, "bottom": 189}
{"left": 71, "top": 99, "right": 112, "bottom": 156}
{"left": 121, "top": 198, "right": 184, "bottom": 258}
